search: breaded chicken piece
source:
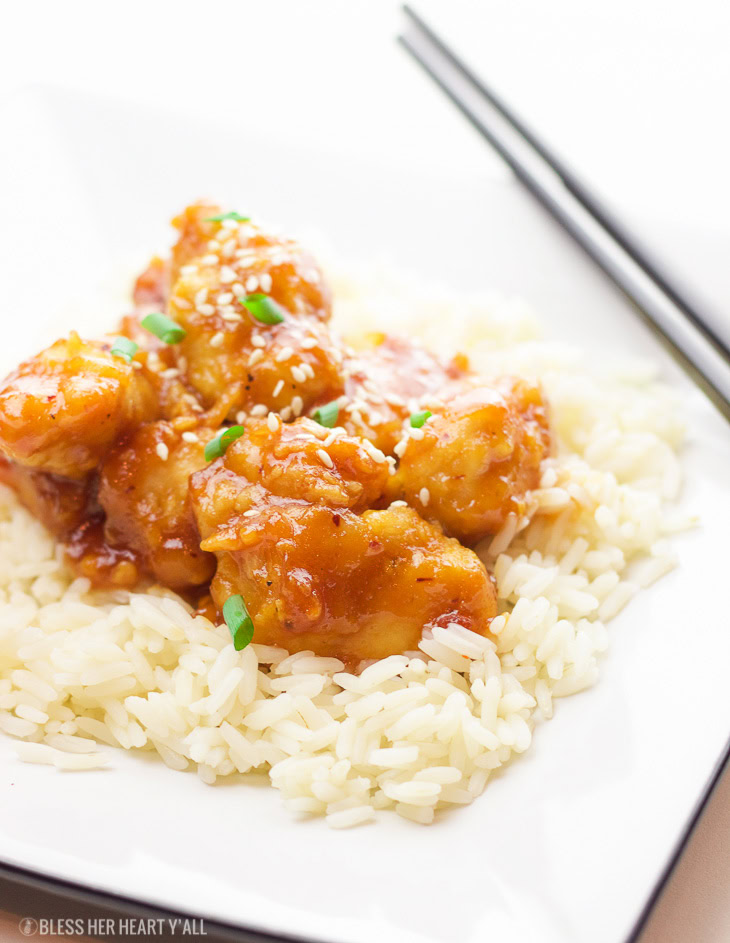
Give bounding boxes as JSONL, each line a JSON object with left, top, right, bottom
{"left": 0, "top": 333, "right": 158, "bottom": 478}
{"left": 166, "top": 204, "right": 343, "bottom": 420}
{"left": 388, "top": 377, "right": 551, "bottom": 543}
{"left": 170, "top": 202, "right": 331, "bottom": 320}
{"left": 98, "top": 421, "right": 215, "bottom": 590}
{"left": 190, "top": 417, "right": 496, "bottom": 662}
{"left": 333, "top": 334, "right": 469, "bottom": 455}
{"left": 0, "top": 456, "right": 94, "bottom": 539}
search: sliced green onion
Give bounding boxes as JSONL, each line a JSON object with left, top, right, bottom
{"left": 240, "top": 293, "right": 285, "bottom": 325}
{"left": 204, "top": 211, "right": 250, "bottom": 223}
{"left": 409, "top": 410, "right": 432, "bottom": 428}
{"left": 141, "top": 312, "right": 187, "bottom": 344}
{"left": 110, "top": 336, "right": 138, "bottom": 362}
{"left": 204, "top": 425, "right": 245, "bottom": 462}
{"left": 312, "top": 400, "right": 340, "bottom": 428}
{"left": 222, "top": 595, "right": 254, "bottom": 650}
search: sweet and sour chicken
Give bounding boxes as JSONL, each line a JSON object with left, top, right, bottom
{"left": 0, "top": 202, "right": 552, "bottom": 665}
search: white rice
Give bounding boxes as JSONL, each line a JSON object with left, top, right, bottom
{"left": 0, "top": 263, "right": 693, "bottom": 826}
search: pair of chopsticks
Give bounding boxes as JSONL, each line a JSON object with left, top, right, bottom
{"left": 398, "top": 6, "right": 730, "bottom": 421}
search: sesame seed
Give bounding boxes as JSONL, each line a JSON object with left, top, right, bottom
{"left": 394, "top": 438, "right": 408, "bottom": 458}
{"left": 251, "top": 404, "right": 268, "bottom": 417}
{"left": 275, "top": 346, "right": 294, "bottom": 363}
{"left": 300, "top": 362, "right": 315, "bottom": 379}
{"left": 259, "top": 273, "right": 273, "bottom": 292}
{"left": 236, "top": 410, "right": 247, "bottom": 424}
{"left": 350, "top": 409, "right": 363, "bottom": 425}
{"left": 251, "top": 333, "right": 265, "bottom": 348}
{"left": 385, "top": 392, "right": 406, "bottom": 407}
{"left": 197, "top": 303, "right": 215, "bottom": 316}
{"left": 221, "top": 311, "right": 242, "bottom": 322}
{"left": 361, "top": 439, "right": 387, "bottom": 463}
{"left": 245, "top": 275, "right": 259, "bottom": 292}
{"left": 220, "top": 265, "right": 237, "bottom": 284}
{"left": 207, "top": 240, "right": 220, "bottom": 250}
{"left": 280, "top": 406, "right": 292, "bottom": 421}
{"left": 131, "top": 360, "right": 142, "bottom": 370}
{"left": 243, "top": 509, "right": 258, "bottom": 518}
{"left": 159, "top": 368, "right": 180, "bottom": 379}
{"left": 248, "top": 348, "right": 264, "bottom": 366}
{"left": 301, "top": 337, "right": 317, "bottom": 350}
{"left": 390, "top": 500, "right": 407, "bottom": 508}
{"left": 200, "top": 254, "right": 219, "bottom": 266}
{"left": 171, "top": 295, "right": 191, "bottom": 309}
{"left": 291, "top": 395, "right": 304, "bottom": 416}
{"left": 182, "top": 431, "right": 199, "bottom": 443}
{"left": 156, "top": 443, "right": 169, "bottom": 461}
{"left": 232, "top": 282, "right": 245, "bottom": 296}
{"left": 179, "top": 264, "right": 197, "bottom": 276}
{"left": 419, "top": 487, "right": 430, "bottom": 506}
{"left": 329, "top": 347, "right": 343, "bottom": 364}
{"left": 210, "top": 332, "right": 224, "bottom": 348}
{"left": 217, "top": 292, "right": 233, "bottom": 305}
{"left": 273, "top": 379, "right": 284, "bottom": 398}
{"left": 267, "top": 411, "right": 280, "bottom": 432}
{"left": 291, "top": 365, "right": 307, "bottom": 384}
{"left": 194, "top": 288, "right": 208, "bottom": 306}
{"left": 221, "top": 217, "right": 239, "bottom": 231}
{"left": 221, "top": 239, "right": 236, "bottom": 258}
{"left": 184, "top": 394, "right": 203, "bottom": 412}
{"left": 409, "top": 427, "right": 425, "bottom": 440}
{"left": 386, "top": 457, "right": 396, "bottom": 476}
{"left": 317, "top": 448, "right": 334, "bottom": 468}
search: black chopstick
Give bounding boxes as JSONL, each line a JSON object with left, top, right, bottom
{"left": 398, "top": 6, "right": 730, "bottom": 421}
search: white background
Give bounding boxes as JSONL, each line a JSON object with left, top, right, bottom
{"left": 1, "top": 2, "right": 729, "bottom": 941}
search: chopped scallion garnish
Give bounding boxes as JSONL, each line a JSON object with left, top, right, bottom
{"left": 312, "top": 400, "right": 340, "bottom": 428}
{"left": 409, "top": 410, "right": 432, "bottom": 428}
{"left": 204, "top": 211, "right": 250, "bottom": 223}
{"left": 204, "top": 425, "right": 245, "bottom": 462}
{"left": 222, "top": 595, "right": 254, "bottom": 650}
{"left": 240, "top": 293, "right": 285, "bottom": 325}
{"left": 141, "top": 312, "right": 187, "bottom": 344}
{"left": 110, "top": 336, "right": 138, "bottom": 362}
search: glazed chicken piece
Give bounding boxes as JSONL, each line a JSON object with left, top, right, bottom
{"left": 0, "top": 333, "right": 158, "bottom": 479}
{"left": 333, "top": 334, "right": 469, "bottom": 455}
{"left": 0, "top": 457, "right": 95, "bottom": 539}
{"left": 191, "top": 417, "right": 497, "bottom": 662}
{"left": 98, "top": 421, "right": 215, "bottom": 590}
{"left": 388, "top": 377, "right": 551, "bottom": 544}
{"left": 166, "top": 203, "right": 343, "bottom": 421}
{"left": 170, "top": 202, "right": 331, "bottom": 320}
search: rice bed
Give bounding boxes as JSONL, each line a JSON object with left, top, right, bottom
{"left": 0, "top": 269, "right": 691, "bottom": 826}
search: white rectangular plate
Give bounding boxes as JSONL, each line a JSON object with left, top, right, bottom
{"left": 0, "top": 87, "right": 729, "bottom": 943}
